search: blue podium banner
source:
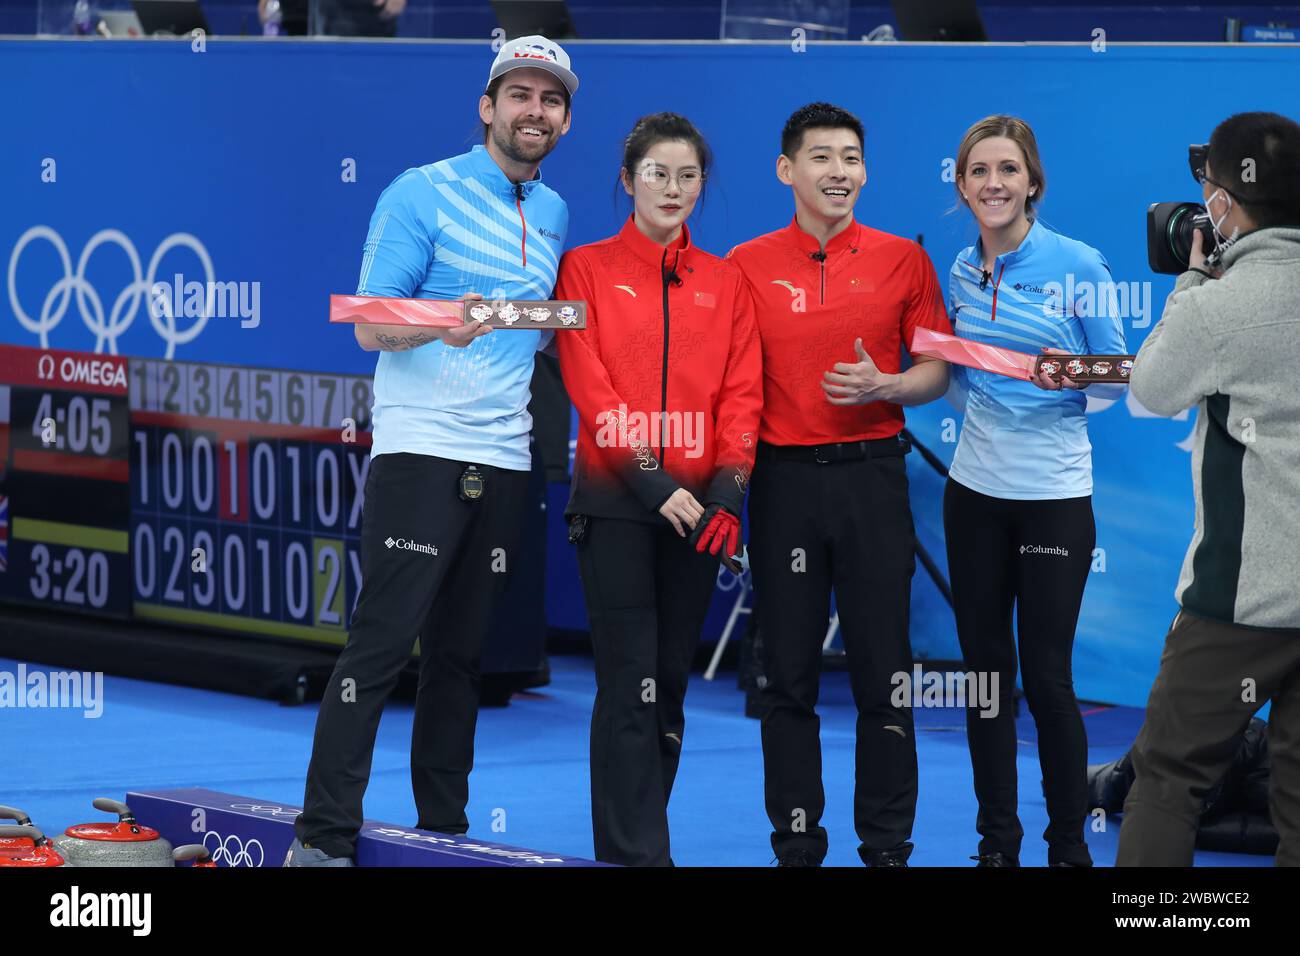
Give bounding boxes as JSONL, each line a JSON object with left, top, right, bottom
{"left": 127, "top": 787, "right": 604, "bottom": 866}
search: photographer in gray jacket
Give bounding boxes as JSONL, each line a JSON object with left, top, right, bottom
{"left": 1118, "top": 111, "right": 1300, "bottom": 866}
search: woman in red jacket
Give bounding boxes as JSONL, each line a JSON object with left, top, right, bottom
{"left": 555, "top": 112, "right": 763, "bottom": 866}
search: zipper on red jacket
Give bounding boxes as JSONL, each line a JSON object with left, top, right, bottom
{"left": 659, "top": 249, "right": 675, "bottom": 464}
{"left": 820, "top": 255, "right": 825, "bottom": 304}
{"left": 513, "top": 182, "right": 527, "bottom": 267}
{"left": 989, "top": 261, "right": 1007, "bottom": 321}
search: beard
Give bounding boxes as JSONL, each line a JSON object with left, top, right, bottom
{"left": 490, "top": 120, "right": 555, "bottom": 166}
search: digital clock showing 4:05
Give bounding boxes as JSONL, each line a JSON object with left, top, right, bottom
{"left": 29, "top": 391, "right": 116, "bottom": 455}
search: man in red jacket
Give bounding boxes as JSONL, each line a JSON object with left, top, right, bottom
{"left": 727, "top": 103, "right": 951, "bottom": 867}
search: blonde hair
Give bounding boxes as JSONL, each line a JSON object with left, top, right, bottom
{"left": 954, "top": 115, "right": 1046, "bottom": 215}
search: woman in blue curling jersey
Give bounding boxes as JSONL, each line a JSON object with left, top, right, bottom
{"left": 943, "top": 115, "right": 1127, "bottom": 868}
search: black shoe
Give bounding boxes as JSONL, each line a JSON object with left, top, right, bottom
{"left": 971, "top": 852, "right": 1019, "bottom": 867}
{"left": 775, "top": 849, "right": 821, "bottom": 867}
{"left": 1049, "top": 845, "right": 1094, "bottom": 868}
{"left": 860, "top": 842, "right": 913, "bottom": 867}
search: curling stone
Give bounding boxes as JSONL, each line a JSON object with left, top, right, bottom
{"left": 0, "top": 805, "right": 36, "bottom": 854}
{"left": 173, "top": 844, "right": 218, "bottom": 867}
{"left": 0, "top": 825, "right": 67, "bottom": 867}
{"left": 52, "top": 798, "right": 174, "bottom": 867}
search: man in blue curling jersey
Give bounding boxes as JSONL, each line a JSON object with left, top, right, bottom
{"left": 286, "top": 36, "right": 576, "bottom": 866}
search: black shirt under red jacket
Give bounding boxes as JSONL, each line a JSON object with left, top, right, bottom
{"left": 555, "top": 215, "right": 763, "bottom": 524}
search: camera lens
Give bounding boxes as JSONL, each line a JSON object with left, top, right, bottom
{"left": 1164, "top": 204, "right": 1214, "bottom": 269}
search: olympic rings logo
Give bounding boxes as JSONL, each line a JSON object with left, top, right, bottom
{"left": 7, "top": 225, "right": 216, "bottom": 359}
{"left": 201, "top": 830, "right": 265, "bottom": 867}
{"left": 229, "top": 803, "right": 301, "bottom": 819}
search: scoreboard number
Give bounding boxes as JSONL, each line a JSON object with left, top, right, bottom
{"left": 219, "top": 367, "right": 248, "bottom": 420}
{"left": 30, "top": 544, "right": 112, "bottom": 609}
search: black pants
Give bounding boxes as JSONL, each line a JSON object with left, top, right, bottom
{"left": 574, "top": 516, "right": 719, "bottom": 866}
{"left": 943, "top": 477, "right": 1095, "bottom": 865}
{"left": 295, "top": 452, "right": 528, "bottom": 859}
{"left": 1118, "top": 610, "right": 1300, "bottom": 866}
{"left": 749, "top": 444, "right": 919, "bottom": 863}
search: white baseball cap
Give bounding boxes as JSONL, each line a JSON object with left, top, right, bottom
{"left": 488, "top": 35, "right": 579, "bottom": 97}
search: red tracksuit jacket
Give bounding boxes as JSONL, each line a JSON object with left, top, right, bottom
{"left": 555, "top": 215, "right": 763, "bottom": 524}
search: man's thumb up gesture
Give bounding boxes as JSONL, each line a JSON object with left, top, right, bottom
{"left": 821, "top": 337, "right": 900, "bottom": 406}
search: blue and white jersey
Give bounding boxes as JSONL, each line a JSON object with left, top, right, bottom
{"left": 946, "top": 219, "right": 1127, "bottom": 500}
{"left": 358, "top": 144, "right": 568, "bottom": 470}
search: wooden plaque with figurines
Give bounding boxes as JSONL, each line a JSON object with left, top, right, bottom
{"left": 1033, "top": 354, "right": 1136, "bottom": 384}
{"left": 330, "top": 295, "right": 587, "bottom": 330}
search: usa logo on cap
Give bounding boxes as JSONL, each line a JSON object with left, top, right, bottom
{"left": 514, "top": 41, "right": 558, "bottom": 63}
{"left": 489, "top": 34, "right": 579, "bottom": 95}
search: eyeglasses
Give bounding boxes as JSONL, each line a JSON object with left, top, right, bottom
{"left": 638, "top": 165, "right": 704, "bottom": 194}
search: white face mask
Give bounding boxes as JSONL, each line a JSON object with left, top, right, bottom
{"left": 1207, "top": 188, "right": 1240, "bottom": 246}
{"left": 1203, "top": 188, "right": 1241, "bottom": 267}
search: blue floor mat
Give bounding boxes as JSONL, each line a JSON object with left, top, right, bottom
{"left": 0, "top": 654, "right": 1269, "bottom": 867}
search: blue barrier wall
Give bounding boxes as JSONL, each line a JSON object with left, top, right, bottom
{"left": 4, "top": 38, "right": 1298, "bottom": 704}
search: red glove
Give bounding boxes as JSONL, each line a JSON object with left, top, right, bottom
{"left": 690, "top": 505, "right": 741, "bottom": 571}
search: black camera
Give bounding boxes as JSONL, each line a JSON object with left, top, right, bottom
{"left": 1146, "top": 143, "right": 1218, "bottom": 275}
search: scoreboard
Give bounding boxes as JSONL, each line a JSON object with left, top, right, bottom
{"left": 0, "top": 342, "right": 375, "bottom": 648}
{"left": 128, "top": 358, "right": 375, "bottom": 645}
